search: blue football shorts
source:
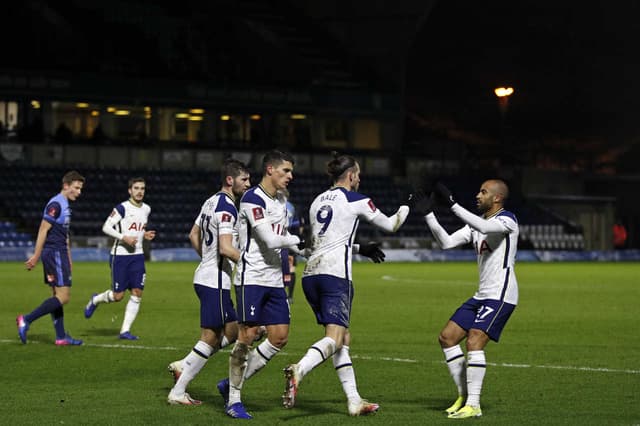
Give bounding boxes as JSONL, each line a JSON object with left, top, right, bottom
{"left": 234, "top": 284, "right": 290, "bottom": 326}
{"left": 194, "top": 284, "right": 237, "bottom": 329}
{"left": 41, "top": 248, "right": 71, "bottom": 287}
{"left": 110, "top": 254, "right": 146, "bottom": 293}
{"left": 302, "top": 274, "right": 353, "bottom": 328}
{"left": 450, "top": 297, "right": 516, "bottom": 342}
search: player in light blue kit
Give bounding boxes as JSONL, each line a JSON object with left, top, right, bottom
{"left": 166, "top": 158, "right": 251, "bottom": 406}
{"left": 224, "top": 150, "right": 303, "bottom": 419}
{"left": 84, "top": 177, "right": 155, "bottom": 340}
{"left": 282, "top": 153, "right": 411, "bottom": 416}
{"left": 418, "top": 180, "right": 519, "bottom": 419}
{"left": 19, "top": 170, "right": 85, "bottom": 345}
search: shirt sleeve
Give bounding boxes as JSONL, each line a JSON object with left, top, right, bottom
{"left": 425, "top": 212, "right": 472, "bottom": 249}
{"left": 451, "top": 204, "right": 512, "bottom": 234}
{"left": 102, "top": 207, "right": 124, "bottom": 240}
{"left": 353, "top": 197, "right": 409, "bottom": 233}
{"left": 216, "top": 209, "right": 237, "bottom": 236}
{"left": 43, "top": 202, "right": 62, "bottom": 224}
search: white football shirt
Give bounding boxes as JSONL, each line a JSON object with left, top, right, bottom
{"left": 103, "top": 200, "right": 151, "bottom": 256}
{"left": 427, "top": 207, "right": 519, "bottom": 305}
{"left": 236, "top": 185, "right": 290, "bottom": 287}
{"left": 192, "top": 191, "right": 238, "bottom": 290}
{"left": 303, "top": 187, "right": 383, "bottom": 281}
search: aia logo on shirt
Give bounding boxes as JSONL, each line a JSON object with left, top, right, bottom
{"left": 367, "top": 200, "right": 377, "bottom": 212}
{"left": 128, "top": 222, "right": 146, "bottom": 231}
{"left": 475, "top": 240, "right": 493, "bottom": 255}
{"left": 221, "top": 213, "right": 231, "bottom": 223}
{"left": 252, "top": 207, "right": 264, "bottom": 220}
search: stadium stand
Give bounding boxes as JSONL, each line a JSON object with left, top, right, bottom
{"left": 0, "top": 164, "right": 584, "bottom": 251}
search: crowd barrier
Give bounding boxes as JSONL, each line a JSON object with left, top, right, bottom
{"left": 2, "top": 247, "right": 640, "bottom": 262}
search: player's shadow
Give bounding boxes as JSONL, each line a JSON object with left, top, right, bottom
{"left": 20, "top": 333, "right": 54, "bottom": 345}
{"left": 424, "top": 397, "right": 455, "bottom": 413}
{"left": 83, "top": 327, "right": 122, "bottom": 337}
{"left": 253, "top": 398, "right": 348, "bottom": 420}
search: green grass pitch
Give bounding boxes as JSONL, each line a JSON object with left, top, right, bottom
{"left": 1, "top": 261, "right": 638, "bottom": 425}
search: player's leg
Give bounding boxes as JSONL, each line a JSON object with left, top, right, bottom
{"left": 49, "top": 253, "right": 82, "bottom": 346}
{"left": 283, "top": 275, "right": 343, "bottom": 408}
{"left": 447, "top": 328, "right": 488, "bottom": 418}
{"left": 244, "top": 288, "right": 289, "bottom": 381}
{"left": 449, "top": 300, "right": 516, "bottom": 419}
{"left": 283, "top": 326, "right": 339, "bottom": 409}
{"left": 85, "top": 255, "right": 120, "bottom": 318}
{"left": 333, "top": 330, "right": 379, "bottom": 416}
{"left": 226, "top": 323, "right": 253, "bottom": 418}
{"left": 168, "top": 328, "right": 220, "bottom": 405}
{"left": 224, "top": 285, "right": 265, "bottom": 419}
{"left": 168, "top": 285, "right": 231, "bottom": 405}
{"left": 214, "top": 319, "right": 239, "bottom": 406}
{"left": 18, "top": 249, "right": 67, "bottom": 343}
{"left": 51, "top": 286, "right": 70, "bottom": 342}
{"left": 119, "top": 257, "right": 145, "bottom": 339}
{"left": 440, "top": 298, "right": 480, "bottom": 414}
{"left": 439, "top": 320, "right": 468, "bottom": 414}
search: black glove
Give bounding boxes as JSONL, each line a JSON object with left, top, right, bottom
{"left": 358, "top": 242, "right": 386, "bottom": 263}
{"left": 296, "top": 238, "right": 306, "bottom": 251}
{"left": 408, "top": 190, "right": 435, "bottom": 216}
{"left": 434, "top": 182, "right": 456, "bottom": 207}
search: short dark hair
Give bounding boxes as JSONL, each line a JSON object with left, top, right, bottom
{"left": 62, "top": 170, "right": 85, "bottom": 186}
{"left": 327, "top": 151, "right": 357, "bottom": 182}
{"left": 221, "top": 158, "right": 250, "bottom": 182}
{"left": 128, "top": 177, "right": 145, "bottom": 188}
{"left": 262, "top": 150, "right": 294, "bottom": 175}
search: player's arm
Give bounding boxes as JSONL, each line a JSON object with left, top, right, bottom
{"left": 360, "top": 198, "right": 409, "bottom": 233}
{"left": 102, "top": 207, "right": 137, "bottom": 246}
{"left": 434, "top": 182, "right": 509, "bottom": 234}
{"left": 219, "top": 233, "right": 240, "bottom": 263}
{"left": 253, "top": 223, "right": 300, "bottom": 249}
{"left": 425, "top": 213, "right": 472, "bottom": 249}
{"left": 25, "top": 219, "right": 52, "bottom": 270}
{"left": 189, "top": 223, "right": 202, "bottom": 258}
{"left": 369, "top": 206, "right": 409, "bottom": 232}
{"left": 451, "top": 204, "right": 510, "bottom": 234}
{"left": 241, "top": 198, "right": 300, "bottom": 249}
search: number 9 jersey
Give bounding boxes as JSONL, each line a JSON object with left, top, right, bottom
{"left": 304, "top": 187, "right": 383, "bottom": 281}
{"left": 192, "top": 192, "right": 239, "bottom": 290}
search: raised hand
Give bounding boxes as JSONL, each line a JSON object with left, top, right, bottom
{"left": 434, "top": 182, "right": 456, "bottom": 207}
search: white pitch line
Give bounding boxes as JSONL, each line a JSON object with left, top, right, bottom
{"left": 2, "top": 339, "right": 638, "bottom": 375}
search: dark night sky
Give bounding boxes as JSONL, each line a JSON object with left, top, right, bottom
{"left": 4, "top": 0, "right": 640, "bottom": 149}
{"left": 405, "top": 1, "right": 640, "bottom": 143}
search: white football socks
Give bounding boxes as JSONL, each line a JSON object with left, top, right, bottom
{"left": 171, "top": 341, "right": 215, "bottom": 395}
{"left": 93, "top": 290, "right": 115, "bottom": 305}
{"left": 244, "top": 339, "right": 280, "bottom": 380}
{"left": 298, "top": 336, "right": 336, "bottom": 378}
{"left": 465, "top": 350, "right": 486, "bottom": 407}
{"left": 120, "top": 295, "right": 141, "bottom": 334}
{"left": 443, "top": 345, "right": 467, "bottom": 397}
{"left": 333, "top": 345, "right": 361, "bottom": 403}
